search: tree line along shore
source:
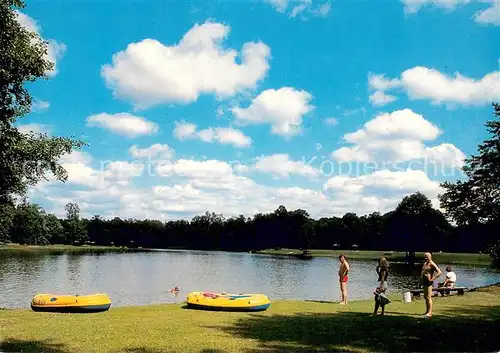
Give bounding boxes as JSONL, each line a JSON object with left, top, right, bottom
{"left": 0, "top": 190, "right": 498, "bottom": 268}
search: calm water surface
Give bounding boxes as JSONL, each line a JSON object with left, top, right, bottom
{"left": 1, "top": 250, "right": 499, "bottom": 308}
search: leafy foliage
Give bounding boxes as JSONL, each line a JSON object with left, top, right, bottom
{"left": 0, "top": 203, "right": 15, "bottom": 242}
{"left": 439, "top": 103, "right": 500, "bottom": 226}
{"left": 63, "top": 202, "right": 87, "bottom": 244}
{"left": 439, "top": 103, "right": 500, "bottom": 266}
{"left": 10, "top": 201, "right": 50, "bottom": 245}
{"left": 0, "top": 0, "right": 86, "bottom": 204}
{"left": 489, "top": 240, "right": 500, "bottom": 268}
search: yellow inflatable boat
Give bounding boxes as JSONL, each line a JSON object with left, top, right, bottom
{"left": 186, "top": 291, "right": 271, "bottom": 312}
{"left": 31, "top": 293, "right": 111, "bottom": 313}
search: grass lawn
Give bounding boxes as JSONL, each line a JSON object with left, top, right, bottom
{"left": 1, "top": 285, "right": 499, "bottom": 353}
{"left": 255, "top": 249, "right": 493, "bottom": 267}
{"left": 0, "top": 244, "right": 149, "bottom": 254}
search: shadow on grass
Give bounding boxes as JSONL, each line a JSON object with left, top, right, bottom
{"left": 216, "top": 305, "right": 500, "bottom": 353}
{"left": 0, "top": 339, "right": 69, "bottom": 353}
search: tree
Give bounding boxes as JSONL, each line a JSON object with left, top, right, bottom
{"left": 44, "top": 213, "right": 64, "bottom": 243}
{"left": 11, "top": 202, "right": 49, "bottom": 245}
{"left": 0, "top": 203, "right": 15, "bottom": 242}
{"left": 439, "top": 103, "right": 500, "bottom": 226}
{"left": 0, "top": 0, "right": 86, "bottom": 204}
{"left": 388, "top": 192, "right": 451, "bottom": 263}
{"left": 439, "top": 103, "right": 500, "bottom": 266}
{"left": 63, "top": 202, "right": 87, "bottom": 244}
{"left": 65, "top": 202, "right": 81, "bottom": 220}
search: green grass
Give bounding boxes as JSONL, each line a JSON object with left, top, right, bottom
{"left": 0, "top": 244, "right": 151, "bottom": 254}
{"left": 255, "top": 249, "right": 493, "bottom": 267}
{"left": 1, "top": 285, "right": 499, "bottom": 353}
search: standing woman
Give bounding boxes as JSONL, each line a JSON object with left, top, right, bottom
{"left": 420, "top": 252, "right": 442, "bottom": 318}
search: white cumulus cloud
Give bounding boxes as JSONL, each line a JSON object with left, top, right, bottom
{"left": 401, "top": 66, "right": 500, "bottom": 105}
{"left": 369, "top": 91, "right": 398, "bottom": 106}
{"left": 331, "top": 109, "right": 465, "bottom": 169}
{"left": 86, "top": 113, "right": 159, "bottom": 138}
{"left": 173, "top": 121, "right": 251, "bottom": 148}
{"left": 231, "top": 87, "right": 314, "bottom": 138}
{"left": 28, "top": 150, "right": 450, "bottom": 221}
{"left": 324, "top": 169, "right": 442, "bottom": 209}
{"left": 101, "top": 21, "right": 271, "bottom": 110}
{"left": 129, "top": 144, "right": 174, "bottom": 160}
{"left": 252, "top": 154, "right": 319, "bottom": 179}
{"left": 367, "top": 67, "right": 500, "bottom": 106}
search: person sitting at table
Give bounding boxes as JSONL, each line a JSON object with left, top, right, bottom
{"left": 438, "top": 266, "right": 456, "bottom": 296}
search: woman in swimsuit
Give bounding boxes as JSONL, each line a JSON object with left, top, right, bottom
{"left": 420, "top": 252, "right": 442, "bottom": 318}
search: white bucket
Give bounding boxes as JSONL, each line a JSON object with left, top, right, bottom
{"left": 403, "top": 291, "right": 411, "bottom": 303}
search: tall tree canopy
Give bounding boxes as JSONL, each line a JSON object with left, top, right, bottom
{"left": 439, "top": 103, "right": 500, "bottom": 266}
{"left": 0, "top": 0, "right": 85, "bottom": 204}
{"left": 438, "top": 103, "right": 500, "bottom": 226}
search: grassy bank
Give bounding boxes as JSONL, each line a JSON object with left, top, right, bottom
{"left": 254, "top": 249, "right": 493, "bottom": 267}
{"left": 1, "top": 285, "right": 499, "bottom": 353}
{"left": 1, "top": 245, "right": 493, "bottom": 267}
{"left": 0, "top": 244, "right": 151, "bottom": 254}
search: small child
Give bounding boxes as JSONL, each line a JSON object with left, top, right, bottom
{"left": 169, "top": 286, "right": 180, "bottom": 297}
{"left": 169, "top": 286, "right": 180, "bottom": 293}
{"left": 373, "top": 282, "right": 390, "bottom": 316}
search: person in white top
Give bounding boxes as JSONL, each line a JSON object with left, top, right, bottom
{"left": 438, "top": 265, "right": 457, "bottom": 296}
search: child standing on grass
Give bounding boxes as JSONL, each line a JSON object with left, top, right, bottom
{"left": 373, "top": 256, "right": 390, "bottom": 315}
{"left": 373, "top": 282, "right": 390, "bottom": 315}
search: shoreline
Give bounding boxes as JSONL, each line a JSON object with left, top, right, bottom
{"left": 253, "top": 248, "right": 494, "bottom": 267}
{"left": 0, "top": 244, "right": 153, "bottom": 253}
{"left": 1, "top": 244, "right": 494, "bottom": 268}
{"left": 3, "top": 282, "right": 500, "bottom": 312}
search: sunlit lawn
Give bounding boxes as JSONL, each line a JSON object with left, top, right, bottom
{"left": 1, "top": 285, "right": 499, "bottom": 353}
{"left": 255, "top": 248, "right": 492, "bottom": 267}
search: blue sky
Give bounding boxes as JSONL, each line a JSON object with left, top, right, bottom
{"left": 15, "top": 0, "right": 500, "bottom": 220}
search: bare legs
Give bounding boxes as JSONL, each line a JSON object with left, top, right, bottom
{"left": 339, "top": 281, "right": 348, "bottom": 304}
{"left": 425, "top": 297, "right": 433, "bottom": 316}
{"left": 424, "top": 285, "right": 433, "bottom": 317}
{"left": 373, "top": 301, "right": 385, "bottom": 315}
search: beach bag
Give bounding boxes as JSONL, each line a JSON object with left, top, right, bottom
{"left": 376, "top": 292, "right": 390, "bottom": 305}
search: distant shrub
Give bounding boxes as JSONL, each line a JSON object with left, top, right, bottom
{"left": 488, "top": 241, "right": 500, "bottom": 268}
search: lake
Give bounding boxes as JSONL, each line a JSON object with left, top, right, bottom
{"left": 1, "top": 249, "right": 499, "bottom": 309}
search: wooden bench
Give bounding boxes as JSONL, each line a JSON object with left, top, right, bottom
{"left": 409, "top": 286, "right": 468, "bottom": 298}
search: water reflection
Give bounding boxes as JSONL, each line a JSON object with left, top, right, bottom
{"left": 0, "top": 250, "right": 498, "bottom": 308}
